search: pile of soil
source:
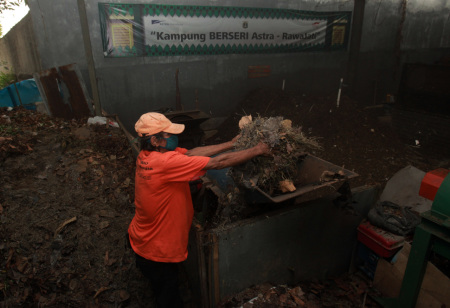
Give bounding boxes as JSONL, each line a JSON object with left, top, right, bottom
{"left": 1, "top": 87, "right": 449, "bottom": 307}
{"left": 0, "top": 108, "right": 153, "bottom": 307}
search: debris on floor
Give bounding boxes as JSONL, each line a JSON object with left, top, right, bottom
{"left": 218, "top": 273, "right": 382, "bottom": 308}
{"left": 0, "top": 106, "right": 151, "bottom": 307}
{"left": 1, "top": 87, "right": 449, "bottom": 307}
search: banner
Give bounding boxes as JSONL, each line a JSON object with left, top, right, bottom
{"left": 99, "top": 4, "right": 352, "bottom": 57}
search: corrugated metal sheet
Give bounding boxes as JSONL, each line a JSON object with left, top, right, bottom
{"left": 59, "top": 64, "right": 91, "bottom": 118}
{"left": 34, "top": 63, "right": 91, "bottom": 120}
{"left": 36, "top": 67, "right": 72, "bottom": 119}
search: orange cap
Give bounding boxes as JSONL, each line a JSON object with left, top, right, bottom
{"left": 135, "top": 112, "right": 185, "bottom": 137}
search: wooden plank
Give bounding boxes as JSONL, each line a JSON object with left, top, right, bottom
{"left": 208, "top": 233, "right": 220, "bottom": 307}
{"left": 77, "top": 0, "right": 102, "bottom": 116}
{"left": 194, "top": 225, "right": 210, "bottom": 308}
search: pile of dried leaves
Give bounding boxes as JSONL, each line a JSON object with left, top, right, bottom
{"left": 219, "top": 272, "right": 381, "bottom": 308}
{"left": 231, "top": 115, "right": 321, "bottom": 195}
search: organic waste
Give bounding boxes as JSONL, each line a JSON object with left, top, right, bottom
{"left": 2, "top": 85, "right": 448, "bottom": 307}
{"left": 230, "top": 115, "right": 321, "bottom": 195}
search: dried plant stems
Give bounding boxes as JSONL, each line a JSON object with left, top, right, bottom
{"left": 231, "top": 116, "right": 321, "bottom": 194}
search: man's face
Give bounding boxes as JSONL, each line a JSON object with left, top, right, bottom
{"left": 161, "top": 132, "right": 172, "bottom": 139}
{"left": 159, "top": 132, "right": 179, "bottom": 151}
{"left": 159, "top": 132, "right": 171, "bottom": 148}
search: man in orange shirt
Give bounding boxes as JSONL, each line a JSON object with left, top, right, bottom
{"left": 128, "top": 112, "right": 269, "bottom": 307}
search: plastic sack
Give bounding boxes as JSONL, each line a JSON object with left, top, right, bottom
{"left": 87, "top": 116, "right": 119, "bottom": 128}
{"left": 368, "top": 201, "right": 421, "bottom": 236}
{"left": 0, "top": 79, "right": 42, "bottom": 109}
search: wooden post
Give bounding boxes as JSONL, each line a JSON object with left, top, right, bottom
{"left": 13, "top": 82, "right": 23, "bottom": 106}
{"left": 347, "top": 0, "right": 365, "bottom": 94}
{"left": 77, "top": 0, "right": 102, "bottom": 116}
{"left": 175, "top": 69, "right": 183, "bottom": 111}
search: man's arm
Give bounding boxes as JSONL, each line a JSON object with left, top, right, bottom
{"left": 185, "top": 135, "right": 240, "bottom": 157}
{"left": 185, "top": 140, "right": 234, "bottom": 157}
{"left": 203, "top": 142, "right": 269, "bottom": 170}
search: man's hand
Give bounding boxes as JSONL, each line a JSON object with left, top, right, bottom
{"left": 256, "top": 142, "right": 271, "bottom": 156}
{"left": 231, "top": 134, "right": 241, "bottom": 145}
{"left": 204, "top": 141, "right": 271, "bottom": 170}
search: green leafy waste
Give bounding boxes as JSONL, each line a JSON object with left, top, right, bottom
{"left": 0, "top": 61, "right": 16, "bottom": 90}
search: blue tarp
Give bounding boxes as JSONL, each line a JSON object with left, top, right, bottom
{"left": 0, "top": 79, "right": 42, "bottom": 110}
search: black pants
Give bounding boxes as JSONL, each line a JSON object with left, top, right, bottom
{"left": 135, "top": 253, "right": 184, "bottom": 308}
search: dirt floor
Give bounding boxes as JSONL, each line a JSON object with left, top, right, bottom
{"left": 1, "top": 88, "right": 449, "bottom": 307}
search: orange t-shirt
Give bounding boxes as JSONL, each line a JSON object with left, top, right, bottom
{"left": 128, "top": 148, "right": 210, "bottom": 262}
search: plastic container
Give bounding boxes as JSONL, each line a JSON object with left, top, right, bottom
{"left": 357, "top": 220, "right": 405, "bottom": 258}
{"left": 419, "top": 168, "right": 450, "bottom": 201}
{"left": 356, "top": 243, "right": 380, "bottom": 280}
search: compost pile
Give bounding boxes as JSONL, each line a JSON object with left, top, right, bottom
{"left": 1, "top": 86, "right": 449, "bottom": 307}
{"left": 218, "top": 273, "right": 382, "bottom": 308}
{"left": 230, "top": 115, "right": 321, "bottom": 195}
{"left": 0, "top": 107, "right": 154, "bottom": 307}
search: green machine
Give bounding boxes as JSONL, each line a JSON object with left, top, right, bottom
{"left": 376, "top": 169, "right": 450, "bottom": 307}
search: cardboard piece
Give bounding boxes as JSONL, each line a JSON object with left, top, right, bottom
{"left": 373, "top": 242, "right": 450, "bottom": 307}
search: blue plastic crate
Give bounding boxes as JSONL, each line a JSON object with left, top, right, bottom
{"left": 356, "top": 242, "right": 380, "bottom": 280}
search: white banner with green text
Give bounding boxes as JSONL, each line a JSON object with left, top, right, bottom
{"left": 99, "top": 4, "right": 352, "bottom": 57}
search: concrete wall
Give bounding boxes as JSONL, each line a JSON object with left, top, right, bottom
{"left": 27, "top": 1, "right": 87, "bottom": 74}
{"left": 0, "top": 14, "right": 41, "bottom": 79}
{"left": 3, "top": 0, "right": 450, "bottom": 132}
